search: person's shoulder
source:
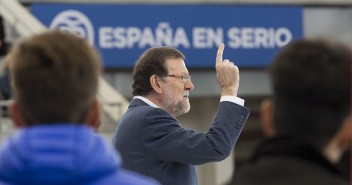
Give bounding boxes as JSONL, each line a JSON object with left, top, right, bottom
{"left": 121, "top": 105, "right": 175, "bottom": 129}
{"left": 125, "top": 105, "right": 161, "bottom": 119}
{"left": 233, "top": 156, "right": 349, "bottom": 185}
{"left": 128, "top": 103, "right": 170, "bottom": 118}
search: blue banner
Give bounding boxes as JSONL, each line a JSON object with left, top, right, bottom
{"left": 31, "top": 4, "right": 303, "bottom": 68}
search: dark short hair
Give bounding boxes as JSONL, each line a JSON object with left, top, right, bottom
{"left": 269, "top": 38, "right": 351, "bottom": 149}
{"left": 9, "top": 30, "right": 101, "bottom": 125}
{"left": 132, "top": 46, "right": 185, "bottom": 96}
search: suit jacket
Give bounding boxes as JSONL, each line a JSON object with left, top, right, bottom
{"left": 112, "top": 98, "right": 250, "bottom": 185}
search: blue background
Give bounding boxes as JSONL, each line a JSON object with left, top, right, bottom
{"left": 31, "top": 4, "right": 303, "bottom": 68}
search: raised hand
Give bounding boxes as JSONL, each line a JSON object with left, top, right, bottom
{"left": 215, "top": 43, "right": 239, "bottom": 97}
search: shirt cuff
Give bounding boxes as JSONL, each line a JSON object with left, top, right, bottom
{"left": 220, "top": 96, "right": 245, "bottom": 106}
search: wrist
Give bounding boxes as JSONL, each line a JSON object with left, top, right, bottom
{"left": 221, "top": 86, "right": 237, "bottom": 97}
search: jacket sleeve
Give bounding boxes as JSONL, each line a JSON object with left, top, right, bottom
{"left": 139, "top": 101, "right": 250, "bottom": 165}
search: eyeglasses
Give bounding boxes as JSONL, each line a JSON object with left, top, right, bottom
{"left": 167, "top": 74, "right": 191, "bottom": 82}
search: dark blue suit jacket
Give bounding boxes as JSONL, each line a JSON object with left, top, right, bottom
{"left": 112, "top": 98, "right": 250, "bottom": 185}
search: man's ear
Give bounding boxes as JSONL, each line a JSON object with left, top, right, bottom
{"left": 323, "top": 116, "right": 352, "bottom": 163}
{"left": 336, "top": 116, "right": 352, "bottom": 152}
{"left": 9, "top": 100, "right": 25, "bottom": 128}
{"left": 85, "top": 99, "right": 101, "bottom": 131}
{"left": 260, "top": 98, "right": 275, "bottom": 137}
{"left": 150, "top": 75, "right": 163, "bottom": 94}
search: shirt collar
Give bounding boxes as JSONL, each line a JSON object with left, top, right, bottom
{"left": 133, "top": 96, "right": 159, "bottom": 108}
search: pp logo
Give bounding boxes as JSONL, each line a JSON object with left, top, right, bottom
{"left": 50, "top": 10, "right": 94, "bottom": 45}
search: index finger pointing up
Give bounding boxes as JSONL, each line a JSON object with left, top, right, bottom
{"left": 216, "top": 43, "right": 225, "bottom": 64}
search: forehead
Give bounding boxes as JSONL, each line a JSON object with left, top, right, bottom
{"left": 165, "top": 58, "right": 188, "bottom": 74}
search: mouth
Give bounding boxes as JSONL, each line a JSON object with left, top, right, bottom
{"left": 183, "top": 92, "right": 189, "bottom": 98}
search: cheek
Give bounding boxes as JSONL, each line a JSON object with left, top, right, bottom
{"left": 166, "top": 84, "right": 185, "bottom": 99}
{"left": 177, "top": 89, "right": 185, "bottom": 98}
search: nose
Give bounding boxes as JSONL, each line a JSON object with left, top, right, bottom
{"left": 185, "top": 79, "right": 194, "bottom": 91}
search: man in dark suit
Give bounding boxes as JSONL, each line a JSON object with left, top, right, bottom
{"left": 228, "top": 38, "right": 351, "bottom": 185}
{"left": 112, "top": 44, "right": 250, "bottom": 185}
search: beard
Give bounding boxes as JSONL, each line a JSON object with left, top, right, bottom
{"left": 162, "top": 93, "right": 190, "bottom": 117}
